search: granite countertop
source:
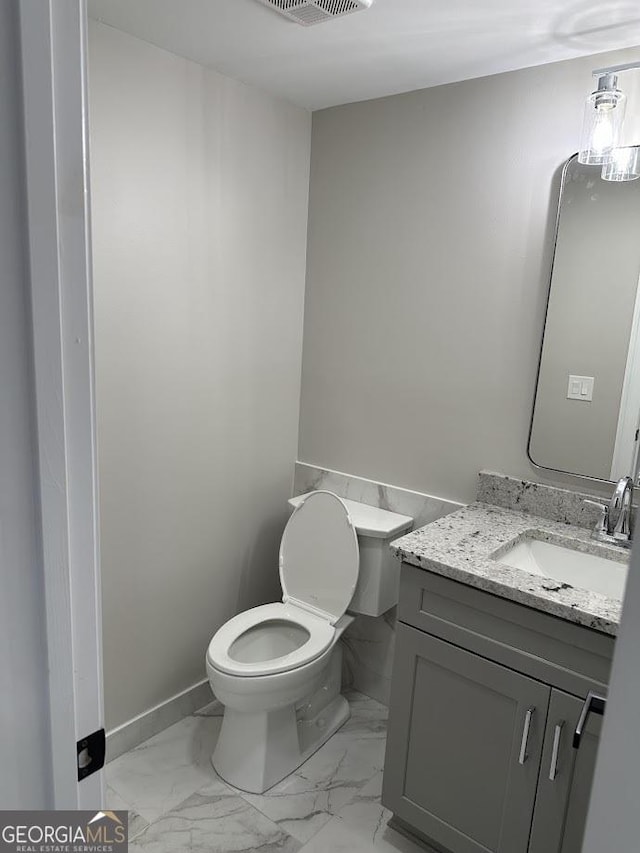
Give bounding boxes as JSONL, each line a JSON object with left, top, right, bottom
{"left": 391, "top": 502, "right": 629, "bottom": 636}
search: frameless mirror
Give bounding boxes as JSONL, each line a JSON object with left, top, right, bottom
{"left": 529, "top": 153, "right": 640, "bottom": 482}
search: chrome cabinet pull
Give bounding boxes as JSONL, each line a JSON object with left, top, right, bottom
{"left": 549, "top": 723, "right": 564, "bottom": 781}
{"left": 519, "top": 708, "right": 535, "bottom": 765}
{"left": 573, "top": 692, "right": 606, "bottom": 749}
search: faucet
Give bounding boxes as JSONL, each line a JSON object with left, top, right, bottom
{"left": 584, "top": 476, "right": 634, "bottom": 548}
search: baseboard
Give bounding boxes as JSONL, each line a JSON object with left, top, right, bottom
{"left": 106, "top": 679, "right": 213, "bottom": 762}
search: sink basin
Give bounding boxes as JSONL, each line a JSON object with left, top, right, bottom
{"left": 496, "top": 538, "right": 628, "bottom": 600}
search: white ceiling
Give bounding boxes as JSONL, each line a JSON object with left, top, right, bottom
{"left": 88, "top": 0, "right": 640, "bottom": 110}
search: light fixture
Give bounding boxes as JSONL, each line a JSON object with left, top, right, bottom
{"left": 601, "top": 146, "right": 640, "bottom": 182}
{"left": 578, "top": 74, "right": 626, "bottom": 165}
{"left": 579, "top": 61, "right": 640, "bottom": 180}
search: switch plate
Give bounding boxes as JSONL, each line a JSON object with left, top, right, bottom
{"left": 567, "top": 375, "right": 594, "bottom": 402}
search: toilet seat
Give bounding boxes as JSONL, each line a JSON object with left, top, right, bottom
{"left": 207, "top": 602, "right": 335, "bottom": 676}
{"left": 207, "top": 491, "right": 359, "bottom": 679}
{"left": 279, "top": 490, "right": 359, "bottom": 624}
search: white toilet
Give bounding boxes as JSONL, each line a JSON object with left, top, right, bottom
{"left": 205, "top": 489, "right": 413, "bottom": 793}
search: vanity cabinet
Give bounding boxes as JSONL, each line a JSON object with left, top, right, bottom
{"left": 382, "top": 564, "right": 613, "bottom": 853}
{"left": 384, "top": 624, "right": 549, "bottom": 853}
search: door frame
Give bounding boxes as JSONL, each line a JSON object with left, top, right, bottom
{"left": 19, "top": 0, "right": 104, "bottom": 808}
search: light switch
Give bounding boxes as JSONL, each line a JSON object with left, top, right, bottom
{"left": 567, "top": 375, "right": 594, "bottom": 402}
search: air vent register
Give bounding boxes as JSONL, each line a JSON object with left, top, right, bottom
{"left": 256, "top": 0, "right": 373, "bottom": 27}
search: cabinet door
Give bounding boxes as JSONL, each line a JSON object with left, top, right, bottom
{"left": 383, "top": 624, "right": 550, "bottom": 853}
{"left": 528, "top": 688, "right": 603, "bottom": 853}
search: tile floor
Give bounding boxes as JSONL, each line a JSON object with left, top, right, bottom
{"left": 105, "top": 690, "right": 425, "bottom": 853}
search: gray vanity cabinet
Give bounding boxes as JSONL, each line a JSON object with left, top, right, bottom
{"left": 528, "top": 689, "right": 602, "bottom": 853}
{"left": 383, "top": 565, "right": 614, "bottom": 853}
{"left": 383, "top": 624, "right": 549, "bottom": 853}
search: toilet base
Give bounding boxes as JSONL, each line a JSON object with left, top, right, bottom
{"left": 212, "top": 648, "right": 349, "bottom": 793}
{"left": 212, "top": 694, "right": 350, "bottom": 794}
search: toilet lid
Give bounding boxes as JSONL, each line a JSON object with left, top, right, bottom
{"left": 279, "top": 491, "right": 359, "bottom": 625}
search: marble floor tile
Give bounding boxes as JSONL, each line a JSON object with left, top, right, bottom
{"left": 241, "top": 692, "right": 388, "bottom": 844}
{"left": 105, "top": 785, "right": 150, "bottom": 840}
{"left": 106, "top": 715, "right": 228, "bottom": 824}
{"left": 130, "top": 781, "right": 301, "bottom": 853}
{"left": 298, "top": 775, "right": 424, "bottom": 853}
{"left": 338, "top": 691, "right": 388, "bottom": 739}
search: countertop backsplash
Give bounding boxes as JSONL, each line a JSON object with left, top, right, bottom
{"left": 476, "top": 471, "right": 606, "bottom": 528}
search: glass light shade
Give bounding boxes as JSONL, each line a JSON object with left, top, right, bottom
{"left": 578, "top": 87, "right": 626, "bottom": 165}
{"left": 601, "top": 146, "right": 640, "bottom": 181}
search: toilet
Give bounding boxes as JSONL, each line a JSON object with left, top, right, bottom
{"left": 205, "top": 489, "right": 413, "bottom": 793}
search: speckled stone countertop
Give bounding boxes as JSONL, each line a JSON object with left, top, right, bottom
{"left": 391, "top": 502, "right": 629, "bottom": 636}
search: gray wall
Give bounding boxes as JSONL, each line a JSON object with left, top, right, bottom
{"left": 0, "top": 0, "right": 52, "bottom": 808}
{"left": 89, "top": 22, "right": 311, "bottom": 730}
{"left": 299, "top": 46, "right": 640, "bottom": 505}
{"left": 530, "top": 159, "right": 640, "bottom": 479}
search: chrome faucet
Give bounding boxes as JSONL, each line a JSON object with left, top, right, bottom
{"left": 584, "top": 476, "right": 634, "bottom": 548}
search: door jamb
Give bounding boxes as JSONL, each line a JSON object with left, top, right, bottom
{"left": 19, "top": 0, "right": 104, "bottom": 809}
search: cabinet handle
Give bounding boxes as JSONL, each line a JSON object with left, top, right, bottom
{"left": 548, "top": 723, "right": 563, "bottom": 781}
{"left": 573, "top": 692, "right": 606, "bottom": 749}
{"left": 518, "top": 707, "right": 535, "bottom": 765}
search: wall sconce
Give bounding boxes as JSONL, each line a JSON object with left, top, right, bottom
{"left": 579, "top": 61, "right": 640, "bottom": 182}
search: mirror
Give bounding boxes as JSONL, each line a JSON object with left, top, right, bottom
{"left": 529, "top": 153, "right": 640, "bottom": 482}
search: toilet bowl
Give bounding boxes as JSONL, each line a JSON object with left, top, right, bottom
{"left": 206, "top": 489, "right": 413, "bottom": 794}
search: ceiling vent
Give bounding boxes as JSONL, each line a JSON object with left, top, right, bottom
{"left": 256, "top": 0, "right": 373, "bottom": 27}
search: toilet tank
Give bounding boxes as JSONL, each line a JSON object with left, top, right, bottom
{"left": 287, "top": 494, "right": 413, "bottom": 617}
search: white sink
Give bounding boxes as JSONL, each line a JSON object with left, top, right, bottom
{"left": 496, "top": 538, "right": 628, "bottom": 600}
